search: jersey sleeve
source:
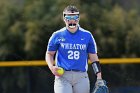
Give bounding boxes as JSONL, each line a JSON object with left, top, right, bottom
{"left": 47, "top": 32, "right": 59, "bottom": 51}
{"left": 87, "top": 33, "right": 97, "bottom": 54}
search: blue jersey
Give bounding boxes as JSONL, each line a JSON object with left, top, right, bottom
{"left": 47, "top": 27, "right": 97, "bottom": 72}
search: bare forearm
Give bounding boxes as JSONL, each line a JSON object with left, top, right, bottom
{"left": 45, "top": 51, "right": 62, "bottom": 76}
{"left": 89, "top": 53, "right": 99, "bottom": 62}
{"left": 45, "top": 53, "right": 55, "bottom": 70}
{"left": 97, "top": 72, "right": 102, "bottom": 79}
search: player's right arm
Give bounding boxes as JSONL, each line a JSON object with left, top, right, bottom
{"left": 45, "top": 31, "right": 62, "bottom": 76}
{"left": 46, "top": 51, "right": 61, "bottom": 76}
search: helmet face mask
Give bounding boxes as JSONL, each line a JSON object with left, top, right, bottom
{"left": 63, "top": 5, "right": 80, "bottom": 29}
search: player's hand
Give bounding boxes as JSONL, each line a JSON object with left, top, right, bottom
{"left": 50, "top": 66, "right": 63, "bottom": 76}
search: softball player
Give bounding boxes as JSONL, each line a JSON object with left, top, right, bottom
{"left": 46, "top": 5, "right": 104, "bottom": 93}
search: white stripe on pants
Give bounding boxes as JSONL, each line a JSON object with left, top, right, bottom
{"left": 54, "top": 71, "right": 90, "bottom": 93}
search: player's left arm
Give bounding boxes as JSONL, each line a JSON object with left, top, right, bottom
{"left": 89, "top": 53, "right": 109, "bottom": 93}
{"left": 88, "top": 53, "right": 102, "bottom": 79}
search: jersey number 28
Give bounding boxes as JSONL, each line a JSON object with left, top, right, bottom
{"left": 68, "top": 50, "right": 80, "bottom": 60}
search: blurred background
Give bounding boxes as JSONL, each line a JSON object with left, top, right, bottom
{"left": 0, "top": 0, "right": 140, "bottom": 93}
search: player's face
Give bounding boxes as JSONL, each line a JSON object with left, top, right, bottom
{"left": 64, "top": 14, "right": 79, "bottom": 29}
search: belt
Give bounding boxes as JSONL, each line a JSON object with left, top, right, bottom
{"left": 65, "top": 69, "right": 84, "bottom": 72}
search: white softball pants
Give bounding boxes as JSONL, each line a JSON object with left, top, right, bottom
{"left": 54, "top": 71, "right": 90, "bottom": 93}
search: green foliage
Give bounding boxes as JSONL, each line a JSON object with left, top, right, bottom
{"left": 126, "top": 23, "right": 140, "bottom": 57}
{"left": 93, "top": 5, "right": 140, "bottom": 57}
{"left": 0, "top": 1, "right": 24, "bottom": 60}
{"left": 97, "top": 5, "right": 127, "bottom": 57}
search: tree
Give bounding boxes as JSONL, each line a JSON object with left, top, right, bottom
{"left": 0, "top": 1, "right": 24, "bottom": 60}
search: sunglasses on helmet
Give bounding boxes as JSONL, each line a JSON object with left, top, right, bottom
{"left": 64, "top": 15, "right": 79, "bottom": 21}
